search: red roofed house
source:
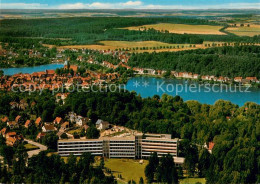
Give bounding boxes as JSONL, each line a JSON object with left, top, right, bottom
{"left": 24, "top": 120, "right": 32, "bottom": 128}
{"left": 0, "top": 128, "right": 7, "bottom": 137}
{"left": 70, "top": 65, "right": 78, "bottom": 72}
{"left": 207, "top": 142, "right": 215, "bottom": 154}
{"left": 6, "top": 137, "right": 19, "bottom": 146}
{"left": 35, "top": 117, "right": 43, "bottom": 127}
{"left": 234, "top": 77, "right": 242, "bottom": 83}
{"left": 7, "top": 121, "right": 19, "bottom": 129}
{"left": 53, "top": 117, "right": 63, "bottom": 125}
{"left": 246, "top": 77, "right": 257, "bottom": 82}
{"left": 46, "top": 70, "right": 55, "bottom": 77}
{"left": 15, "top": 115, "right": 23, "bottom": 124}
{"left": 204, "top": 141, "right": 215, "bottom": 154}
{"left": 1, "top": 116, "right": 9, "bottom": 123}
{"left": 6, "top": 132, "right": 23, "bottom": 146}
{"left": 10, "top": 102, "right": 19, "bottom": 109}
{"left": 36, "top": 132, "right": 46, "bottom": 140}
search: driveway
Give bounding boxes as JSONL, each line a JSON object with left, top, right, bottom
{"left": 24, "top": 138, "right": 48, "bottom": 158}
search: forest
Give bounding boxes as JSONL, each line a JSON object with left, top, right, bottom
{"left": 0, "top": 17, "right": 259, "bottom": 46}
{"left": 128, "top": 45, "right": 260, "bottom": 78}
{"left": 0, "top": 89, "right": 259, "bottom": 183}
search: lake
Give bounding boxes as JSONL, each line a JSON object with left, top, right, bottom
{"left": 0, "top": 63, "right": 64, "bottom": 76}
{"left": 126, "top": 77, "right": 260, "bottom": 106}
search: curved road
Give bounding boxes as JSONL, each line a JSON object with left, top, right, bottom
{"left": 24, "top": 138, "right": 47, "bottom": 158}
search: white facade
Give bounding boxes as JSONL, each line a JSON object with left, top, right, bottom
{"left": 58, "top": 134, "right": 180, "bottom": 161}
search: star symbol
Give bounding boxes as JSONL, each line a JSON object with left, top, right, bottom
{"left": 142, "top": 81, "right": 149, "bottom": 88}
{"left": 133, "top": 80, "right": 140, "bottom": 88}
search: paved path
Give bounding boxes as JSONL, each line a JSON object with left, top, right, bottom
{"left": 24, "top": 138, "right": 47, "bottom": 158}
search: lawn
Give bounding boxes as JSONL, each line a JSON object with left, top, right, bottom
{"left": 121, "top": 23, "right": 225, "bottom": 35}
{"left": 24, "top": 143, "right": 39, "bottom": 151}
{"left": 105, "top": 158, "right": 148, "bottom": 183}
{"left": 226, "top": 25, "right": 260, "bottom": 37}
{"left": 67, "top": 128, "right": 82, "bottom": 134}
{"left": 180, "top": 178, "right": 206, "bottom": 184}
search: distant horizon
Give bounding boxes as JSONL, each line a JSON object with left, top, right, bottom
{"left": 0, "top": 0, "right": 260, "bottom": 9}
{"left": 0, "top": 8, "right": 260, "bottom": 10}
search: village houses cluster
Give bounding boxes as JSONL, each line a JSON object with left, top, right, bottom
{"left": 0, "top": 96, "right": 114, "bottom": 147}
{"left": 0, "top": 65, "right": 119, "bottom": 91}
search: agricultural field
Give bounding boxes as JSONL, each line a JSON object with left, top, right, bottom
{"left": 51, "top": 40, "right": 191, "bottom": 50}
{"left": 121, "top": 23, "right": 226, "bottom": 35}
{"left": 44, "top": 40, "right": 232, "bottom": 53}
{"left": 226, "top": 24, "right": 260, "bottom": 37}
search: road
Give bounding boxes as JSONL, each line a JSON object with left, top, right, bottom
{"left": 24, "top": 138, "right": 48, "bottom": 158}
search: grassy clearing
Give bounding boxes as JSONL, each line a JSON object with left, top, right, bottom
{"left": 226, "top": 25, "right": 260, "bottom": 37}
{"left": 180, "top": 178, "right": 206, "bottom": 184}
{"left": 24, "top": 143, "right": 39, "bottom": 150}
{"left": 67, "top": 128, "right": 82, "bottom": 134}
{"left": 121, "top": 23, "right": 225, "bottom": 35}
{"left": 105, "top": 158, "right": 148, "bottom": 183}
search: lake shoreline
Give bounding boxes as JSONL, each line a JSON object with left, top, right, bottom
{"left": 125, "top": 76, "right": 260, "bottom": 106}
{"left": 0, "top": 63, "right": 64, "bottom": 76}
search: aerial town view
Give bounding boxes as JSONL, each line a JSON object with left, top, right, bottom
{"left": 0, "top": 0, "right": 259, "bottom": 183}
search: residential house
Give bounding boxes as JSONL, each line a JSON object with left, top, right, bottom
{"left": 15, "top": 115, "right": 23, "bottom": 124}
{"left": 204, "top": 142, "right": 215, "bottom": 154}
{"left": 145, "top": 69, "right": 156, "bottom": 75}
{"left": 19, "top": 99, "right": 28, "bottom": 110}
{"left": 24, "top": 120, "right": 32, "bottom": 128}
{"left": 6, "top": 132, "right": 23, "bottom": 147}
{"left": 70, "top": 65, "right": 78, "bottom": 72}
{"left": 77, "top": 56, "right": 84, "bottom": 62}
{"left": 133, "top": 68, "right": 144, "bottom": 74}
{"left": 234, "top": 77, "right": 242, "bottom": 83}
{"left": 1, "top": 116, "right": 9, "bottom": 123}
{"left": 42, "top": 124, "right": 56, "bottom": 133}
{"left": 53, "top": 117, "right": 63, "bottom": 125}
{"left": 96, "top": 119, "right": 109, "bottom": 131}
{"left": 7, "top": 121, "right": 19, "bottom": 129}
{"left": 60, "top": 122, "right": 69, "bottom": 131}
{"left": 246, "top": 77, "right": 258, "bottom": 83}
{"left": 6, "top": 132, "right": 17, "bottom": 139}
{"left": 36, "top": 132, "right": 46, "bottom": 140}
{"left": 0, "top": 128, "right": 7, "bottom": 137}
{"left": 10, "top": 102, "right": 19, "bottom": 109}
{"left": 193, "top": 74, "right": 199, "bottom": 79}
{"left": 35, "top": 117, "right": 43, "bottom": 127}
{"left": 56, "top": 93, "right": 69, "bottom": 104}
{"left": 241, "top": 79, "right": 251, "bottom": 85}
{"left": 182, "top": 72, "right": 193, "bottom": 79}
{"left": 46, "top": 70, "right": 55, "bottom": 77}
{"left": 6, "top": 137, "right": 19, "bottom": 146}
{"left": 75, "top": 116, "right": 89, "bottom": 126}
{"left": 208, "top": 142, "right": 215, "bottom": 154}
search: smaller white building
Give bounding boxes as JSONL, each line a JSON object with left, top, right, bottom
{"left": 96, "top": 119, "right": 109, "bottom": 131}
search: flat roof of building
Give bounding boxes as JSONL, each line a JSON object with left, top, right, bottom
{"left": 58, "top": 134, "right": 179, "bottom": 142}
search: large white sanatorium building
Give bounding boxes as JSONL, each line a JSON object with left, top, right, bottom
{"left": 58, "top": 133, "right": 183, "bottom": 164}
